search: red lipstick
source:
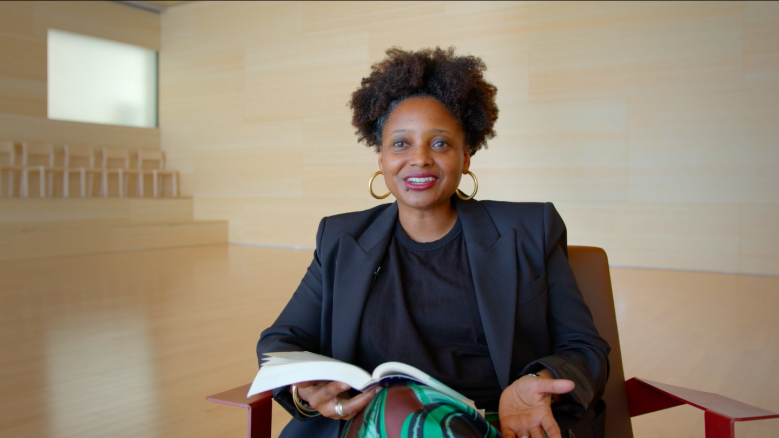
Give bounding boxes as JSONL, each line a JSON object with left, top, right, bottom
{"left": 403, "top": 173, "right": 438, "bottom": 191}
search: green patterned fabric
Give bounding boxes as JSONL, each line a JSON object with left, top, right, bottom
{"left": 341, "top": 381, "right": 500, "bottom": 438}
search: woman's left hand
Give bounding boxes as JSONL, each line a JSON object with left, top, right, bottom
{"left": 498, "top": 370, "right": 574, "bottom": 438}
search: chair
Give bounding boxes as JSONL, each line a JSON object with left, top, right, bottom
{"left": 62, "top": 145, "right": 100, "bottom": 198}
{"left": 100, "top": 148, "right": 139, "bottom": 198}
{"left": 21, "top": 142, "right": 56, "bottom": 198}
{"left": 206, "top": 246, "right": 779, "bottom": 438}
{"left": 137, "top": 149, "right": 178, "bottom": 197}
{"left": 0, "top": 141, "right": 24, "bottom": 197}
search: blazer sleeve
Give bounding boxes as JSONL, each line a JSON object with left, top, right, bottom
{"left": 256, "top": 217, "right": 327, "bottom": 420}
{"left": 519, "top": 203, "right": 611, "bottom": 413}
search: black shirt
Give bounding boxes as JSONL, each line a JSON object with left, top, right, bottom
{"left": 356, "top": 216, "right": 502, "bottom": 410}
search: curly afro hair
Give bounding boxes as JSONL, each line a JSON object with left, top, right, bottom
{"left": 349, "top": 47, "right": 498, "bottom": 157}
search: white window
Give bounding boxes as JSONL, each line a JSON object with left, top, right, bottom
{"left": 47, "top": 29, "right": 158, "bottom": 128}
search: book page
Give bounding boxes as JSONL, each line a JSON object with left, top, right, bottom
{"left": 249, "top": 352, "right": 481, "bottom": 417}
{"left": 247, "top": 352, "right": 372, "bottom": 397}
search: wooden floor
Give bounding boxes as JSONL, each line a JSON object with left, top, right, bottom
{"left": 0, "top": 244, "right": 777, "bottom": 438}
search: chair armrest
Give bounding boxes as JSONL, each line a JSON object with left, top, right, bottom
{"left": 626, "top": 377, "right": 779, "bottom": 438}
{"left": 207, "top": 384, "right": 272, "bottom": 438}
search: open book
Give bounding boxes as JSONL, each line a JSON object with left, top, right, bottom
{"left": 248, "top": 351, "right": 479, "bottom": 413}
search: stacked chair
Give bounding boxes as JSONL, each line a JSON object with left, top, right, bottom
{"left": 0, "top": 141, "right": 24, "bottom": 197}
{"left": 138, "top": 149, "right": 178, "bottom": 198}
{"left": 0, "top": 141, "right": 179, "bottom": 198}
{"left": 21, "top": 143, "right": 56, "bottom": 198}
{"left": 101, "top": 147, "right": 138, "bottom": 198}
{"left": 62, "top": 145, "right": 101, "bottom": 198}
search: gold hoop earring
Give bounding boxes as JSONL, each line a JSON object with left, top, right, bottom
{"left": 368, "top": 170, "right": 391, "bottom": 199}
{"left": 456, "top": 171, "right": 478, "bottom": 200}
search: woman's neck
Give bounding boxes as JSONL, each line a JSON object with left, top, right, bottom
{"left": 397, "top": 200, "right": 458, "bottom": 243}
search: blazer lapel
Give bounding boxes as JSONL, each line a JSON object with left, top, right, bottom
{"left": 457, "top": 198, "right": 518, "bottom": 389}
{"left": 331, "top": 203, "right": 397, "bottom": 363}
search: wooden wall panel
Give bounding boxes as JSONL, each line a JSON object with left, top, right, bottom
{"left": 744, "top": 1, "right": 779, "bottom": 91}
{"left": 0, "top": 114, "right": 161, "bottom": 151}
{"left": 528, "top": 1, "right": 744, "bottom": 102}
{"left": 0, "top": 220, "right": 227, "bottom": 261}
{"left": 0, "top": 32, "right": 46, "bottom": 117}
{"left": 161, "top": 1, "right": 779, "bottom": 275}
{"left": 740, "top": 205, "right": 779, "bottom": 276}
{"left": 243, "top": 32, "right": 369, "bottom": 122}
{"left": 556, "top": 201, "right": 741, "bottom": 273}
{"left": 33, "top": 1, "right": 160, "bottom": 50}
{"left": 0, "top": 1, "right": 160, "bottom": 151}
{"left": 0, "top": 198, "right": 194, "bottom": 224}
{"left": 193, "top": 197, "right": 374, "bottom": 247}
{"left": 627, "top": 90, "right": 779, "bottom": 204}
{"left": 159, "top": 47, "right": 245, "bottom": 126}
{"left": 160, "top": 125, "right": 194, "bottom": 197}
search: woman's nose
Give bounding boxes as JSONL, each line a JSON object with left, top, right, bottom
{"left": 409, "top": 144, "right": 433, "bottom": 166}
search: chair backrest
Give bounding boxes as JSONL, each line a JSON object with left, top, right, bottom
{"left": 137, "top": 149, "right": 165, "bottom": 170}
{"left": 102, "top": 148, "right": 130, "bottom": 169}
{"left": 567, "top": 246, "right": 634, "bottom": 438}
{"left": 0, "top": 141, "right": 15, "bottom": 166}
{"left": 22, "top": 142, "right": 55, "bottom": 167}
{"left": 64, "top": 145, "right": 95, "bottom": 169}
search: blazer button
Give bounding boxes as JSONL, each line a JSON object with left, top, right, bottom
{"left": 568, "top": 430, "right": 576, "bottom": 438}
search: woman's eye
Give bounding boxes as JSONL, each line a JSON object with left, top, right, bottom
{"left": 393, "top": 141, "right": 405, "bottom": 148}
{"left": 433, "top": 140, "right": 447, "bottom": 148}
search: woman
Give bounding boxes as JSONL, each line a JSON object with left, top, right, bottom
{"left": 257, "top": 47, "right": 609, "bottom": 438}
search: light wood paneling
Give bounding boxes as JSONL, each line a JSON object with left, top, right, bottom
{"left": 160, "top": 125, "right": 194, "bottom": 196}
{"left": 194, "top": 197, "right": 375, "bottom": 247}
{"left": 0, "top": 219, "right": 226, "bottom": 261}
{"left": 243, "top": 32, "right": 368, "bottom": 122}
{"left": 0, "top": 114, "right": 161, "bottom": 151}
{"left": 160, "top": 1, "right": 779, "bottom": 275}
{"left": 34, "top": 1, "right": 160, "bottom": 50}
{"left": 528, "top": 1, "right": 744, "bottom": 102}
{"left": 744, "top": 1, "right": 779, "bottom": 90}
{"left": 0, "top": 198, "right": 194, "bottom": 224}
{"left": 0, "top": 30, "right": 46, "bottom": 117}
{"left": 1, "top": 245, "right": 777, "bottom": 437}
{"left": 740, "top": 204, "right": 779, "bottom": 276}
{"left": 0, "top": 1, "right": 160, "bottom": 149}
{"left": 148, "top": 1, "right": 192, "bottom": 7}
{"left": 627, "top": 90, "right": 779, "bottom": 205}
{"left": 556, "top": 201, "right": 741, "bottom": 273}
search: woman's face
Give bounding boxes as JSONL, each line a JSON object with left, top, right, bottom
{"left": 379, "top": 96, "right": 470, "bottom": 212}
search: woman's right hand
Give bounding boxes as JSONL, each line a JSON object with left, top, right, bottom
{"left": 293, "top": 381, "right": 382, "bottom": 421}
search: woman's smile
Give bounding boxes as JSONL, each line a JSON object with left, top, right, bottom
{"left": 404, "top": 173, "right": 438, "bottom": 190}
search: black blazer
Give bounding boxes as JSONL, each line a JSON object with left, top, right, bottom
{"left": 257, "top": 198, "right": 610, "bottom": 438}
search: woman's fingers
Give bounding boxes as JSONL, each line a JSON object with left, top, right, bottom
{"left": 540, "top": 413, "right": 563, "bottom": 438}
{"left": 296, "top": 381, "right": 380, "bottom": 420}
{"left": 528, "top": 425, "right": 546, "bottom": 438}
{"left": 500, "top": 408, "right": 563, "bottom": 438}
{"left": 306, "top": 381, "right": 350, "bottom": 408}
{"left": 334, "top": 386, "right": 381, "bottom": 420}
{"left": 534, "top": 377, "right": 575, "bottom": 395}
{"left": 294, "top": 380, "right": 327, "bottom": 391}
{"left": 500, "top": 415, "right": 531, "bottom": 438}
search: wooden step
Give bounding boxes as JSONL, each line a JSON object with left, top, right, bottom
{"left": 0, "top": 198, "right": 194, "bottom": 224}
{"left": 0, "top": 220, "right": 228, "bottom": 261}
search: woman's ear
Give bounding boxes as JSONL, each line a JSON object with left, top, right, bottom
{"left": 462, "top": 149, "right": 471, "bottom": 174}
{"left": 377, "top": 149, "right": 383, "bottom": 171}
